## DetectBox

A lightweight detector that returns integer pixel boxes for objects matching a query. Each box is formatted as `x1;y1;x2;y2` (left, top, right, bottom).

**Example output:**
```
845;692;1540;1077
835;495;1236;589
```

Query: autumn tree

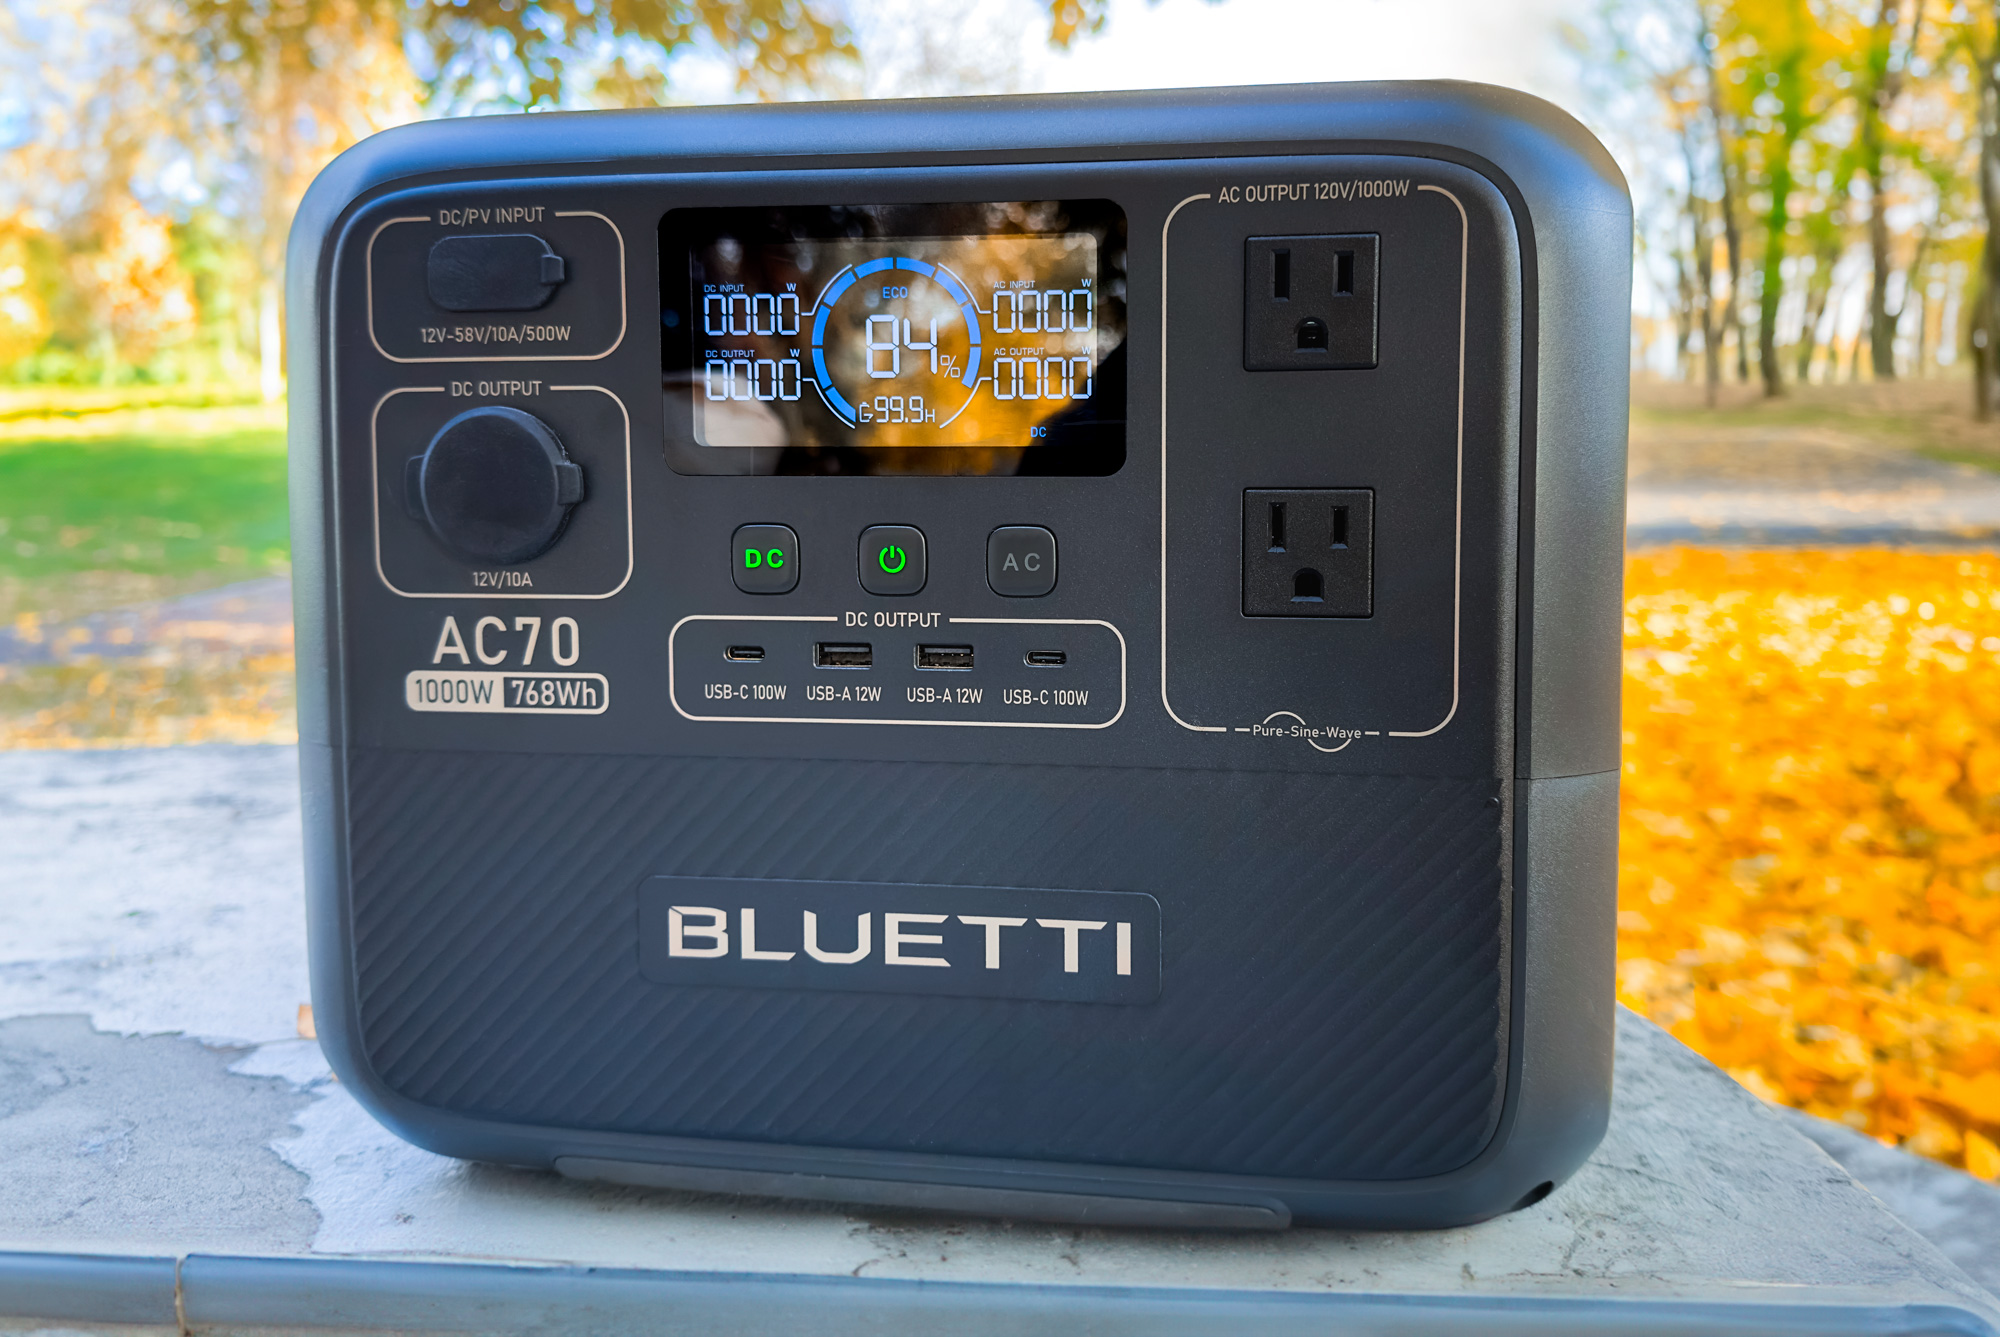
1720;0;1839;395
1965;2;2000;416
1700;5;1756;385
1581;0;1987;397
0;0;195;379
139;0;418;399
1854;0;1926;378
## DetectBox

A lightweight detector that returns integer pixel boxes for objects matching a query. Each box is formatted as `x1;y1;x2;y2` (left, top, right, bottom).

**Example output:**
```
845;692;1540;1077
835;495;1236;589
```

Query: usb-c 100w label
638;876;1161;1004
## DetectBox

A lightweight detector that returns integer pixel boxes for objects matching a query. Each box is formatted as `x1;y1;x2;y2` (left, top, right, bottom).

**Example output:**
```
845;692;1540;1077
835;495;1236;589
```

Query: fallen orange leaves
1620;547;2000;1178
0;654;295;749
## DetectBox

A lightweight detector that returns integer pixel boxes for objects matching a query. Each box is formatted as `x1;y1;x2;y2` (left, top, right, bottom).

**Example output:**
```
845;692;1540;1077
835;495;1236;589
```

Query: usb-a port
915;644;974;670
814;642;873;669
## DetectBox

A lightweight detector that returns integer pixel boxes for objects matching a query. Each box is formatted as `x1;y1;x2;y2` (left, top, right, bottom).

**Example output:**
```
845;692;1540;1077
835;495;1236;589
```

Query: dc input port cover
406;405;584;565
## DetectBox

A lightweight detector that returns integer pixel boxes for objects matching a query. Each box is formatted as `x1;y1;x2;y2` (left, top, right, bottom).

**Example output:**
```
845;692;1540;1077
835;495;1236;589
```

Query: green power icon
877;544;908;574
742;548;785;569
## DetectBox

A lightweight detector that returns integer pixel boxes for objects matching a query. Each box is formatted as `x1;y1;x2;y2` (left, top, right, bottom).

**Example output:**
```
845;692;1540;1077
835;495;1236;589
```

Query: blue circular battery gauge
809;257;983;432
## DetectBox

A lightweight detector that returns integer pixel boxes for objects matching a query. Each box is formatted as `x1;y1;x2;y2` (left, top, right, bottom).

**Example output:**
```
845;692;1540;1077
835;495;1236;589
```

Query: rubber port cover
427;234;566;312
412;406;584;565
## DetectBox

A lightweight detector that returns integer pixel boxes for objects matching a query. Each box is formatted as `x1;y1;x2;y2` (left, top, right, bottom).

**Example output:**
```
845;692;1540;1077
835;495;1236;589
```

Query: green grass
1631;394;1943;445
0;385;266;423
1914;446;2000;474
1631;379;2000;474
0;424;289;625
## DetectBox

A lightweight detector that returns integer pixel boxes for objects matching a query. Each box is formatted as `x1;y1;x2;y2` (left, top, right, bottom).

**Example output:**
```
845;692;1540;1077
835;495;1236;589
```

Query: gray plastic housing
289;82;1630;1229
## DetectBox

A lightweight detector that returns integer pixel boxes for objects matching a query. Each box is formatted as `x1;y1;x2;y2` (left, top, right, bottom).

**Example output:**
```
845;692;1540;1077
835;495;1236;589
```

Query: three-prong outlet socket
1243;234;1380;371
1243;489;1374;617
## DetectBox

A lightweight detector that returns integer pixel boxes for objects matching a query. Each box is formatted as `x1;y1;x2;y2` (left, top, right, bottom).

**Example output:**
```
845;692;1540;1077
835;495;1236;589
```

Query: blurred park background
4;0;2000;1182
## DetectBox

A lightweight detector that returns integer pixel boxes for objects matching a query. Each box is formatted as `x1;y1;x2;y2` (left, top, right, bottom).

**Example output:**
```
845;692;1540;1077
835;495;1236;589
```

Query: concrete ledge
0;745;1996;1334
0;1252;177;1326
1782;1107;2000;1297
0;1252;1992;1336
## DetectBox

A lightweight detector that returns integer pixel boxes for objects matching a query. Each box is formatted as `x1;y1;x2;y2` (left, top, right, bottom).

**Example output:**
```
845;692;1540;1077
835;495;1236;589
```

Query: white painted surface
0;746;308;1045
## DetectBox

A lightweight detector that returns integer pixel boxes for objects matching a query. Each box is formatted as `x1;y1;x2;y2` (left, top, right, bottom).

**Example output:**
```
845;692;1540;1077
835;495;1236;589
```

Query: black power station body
290;83;1632;1230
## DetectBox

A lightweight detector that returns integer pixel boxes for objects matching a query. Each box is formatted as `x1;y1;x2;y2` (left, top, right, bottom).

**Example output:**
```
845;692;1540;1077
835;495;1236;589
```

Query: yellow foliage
69;199;196;365
0;218;50;365
1620;547;2000;1175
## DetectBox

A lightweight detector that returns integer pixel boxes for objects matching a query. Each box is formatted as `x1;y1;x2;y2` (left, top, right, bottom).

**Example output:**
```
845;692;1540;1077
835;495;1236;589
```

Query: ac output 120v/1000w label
1216;178;1411;204
406;670;608;714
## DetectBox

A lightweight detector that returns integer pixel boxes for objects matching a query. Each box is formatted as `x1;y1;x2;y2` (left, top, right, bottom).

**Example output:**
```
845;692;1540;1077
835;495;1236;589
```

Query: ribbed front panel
347;750;1507;1181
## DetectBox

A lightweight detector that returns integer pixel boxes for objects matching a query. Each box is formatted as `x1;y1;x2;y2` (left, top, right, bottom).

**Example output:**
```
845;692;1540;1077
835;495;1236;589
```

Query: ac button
987;526;1057;597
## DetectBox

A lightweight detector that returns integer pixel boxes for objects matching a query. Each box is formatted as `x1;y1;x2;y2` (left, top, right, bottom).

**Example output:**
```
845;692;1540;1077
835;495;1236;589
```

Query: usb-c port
1025;650;1066;667
916;644;974;670
725;645;764;662
814;642;873;669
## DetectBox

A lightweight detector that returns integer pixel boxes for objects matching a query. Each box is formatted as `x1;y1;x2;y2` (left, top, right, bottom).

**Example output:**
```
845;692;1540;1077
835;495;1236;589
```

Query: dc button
988;526;1056;597
732;524;798;594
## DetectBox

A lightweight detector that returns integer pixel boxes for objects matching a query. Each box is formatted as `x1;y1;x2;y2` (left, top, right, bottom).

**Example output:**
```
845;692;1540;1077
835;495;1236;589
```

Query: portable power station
289;81;1631;1230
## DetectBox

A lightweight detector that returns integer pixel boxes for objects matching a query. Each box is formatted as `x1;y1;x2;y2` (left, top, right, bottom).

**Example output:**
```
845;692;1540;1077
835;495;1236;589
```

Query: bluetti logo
638;876;1161;1004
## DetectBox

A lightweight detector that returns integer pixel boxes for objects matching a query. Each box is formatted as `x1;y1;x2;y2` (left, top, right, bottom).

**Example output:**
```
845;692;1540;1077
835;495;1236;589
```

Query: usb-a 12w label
638;876;1160;1004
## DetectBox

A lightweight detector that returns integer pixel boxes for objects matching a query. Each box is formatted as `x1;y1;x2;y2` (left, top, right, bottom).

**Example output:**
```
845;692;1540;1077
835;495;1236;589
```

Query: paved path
1626;424;2000;546
0;745;1996;1335
0;577;292;666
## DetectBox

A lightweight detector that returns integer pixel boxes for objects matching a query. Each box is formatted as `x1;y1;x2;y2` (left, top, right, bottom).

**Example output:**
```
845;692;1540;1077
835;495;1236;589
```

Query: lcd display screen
660;201;1127;475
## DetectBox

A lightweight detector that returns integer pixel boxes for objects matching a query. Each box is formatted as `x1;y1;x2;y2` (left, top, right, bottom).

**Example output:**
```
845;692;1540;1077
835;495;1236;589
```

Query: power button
858;525;927;596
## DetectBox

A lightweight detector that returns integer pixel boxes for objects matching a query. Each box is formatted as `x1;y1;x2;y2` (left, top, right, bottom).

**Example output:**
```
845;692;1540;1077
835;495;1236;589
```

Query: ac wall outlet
1244;234;1379;370
1243;488;1374;617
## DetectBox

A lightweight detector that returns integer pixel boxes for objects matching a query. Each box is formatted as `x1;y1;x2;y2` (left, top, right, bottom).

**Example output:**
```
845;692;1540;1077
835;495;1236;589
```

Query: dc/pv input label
406;670;608;714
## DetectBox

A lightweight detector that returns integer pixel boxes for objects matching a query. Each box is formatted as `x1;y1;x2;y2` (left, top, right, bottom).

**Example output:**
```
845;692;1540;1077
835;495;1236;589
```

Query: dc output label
406;670;608;714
